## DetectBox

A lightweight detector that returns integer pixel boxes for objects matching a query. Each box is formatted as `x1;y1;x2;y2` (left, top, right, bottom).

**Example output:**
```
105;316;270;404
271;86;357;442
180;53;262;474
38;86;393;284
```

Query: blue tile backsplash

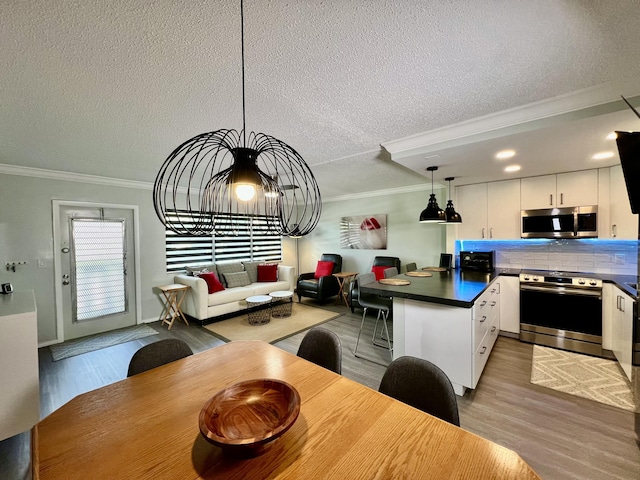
456;239;638;275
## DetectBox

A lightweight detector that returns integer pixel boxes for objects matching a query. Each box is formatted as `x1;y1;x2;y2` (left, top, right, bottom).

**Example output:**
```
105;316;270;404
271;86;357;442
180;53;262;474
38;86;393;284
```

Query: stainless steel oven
519;271;604;357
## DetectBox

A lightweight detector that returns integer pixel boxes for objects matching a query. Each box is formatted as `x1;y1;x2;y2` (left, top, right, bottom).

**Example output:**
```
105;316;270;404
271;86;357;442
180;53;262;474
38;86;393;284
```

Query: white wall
292;187;448;275
0;173;173;345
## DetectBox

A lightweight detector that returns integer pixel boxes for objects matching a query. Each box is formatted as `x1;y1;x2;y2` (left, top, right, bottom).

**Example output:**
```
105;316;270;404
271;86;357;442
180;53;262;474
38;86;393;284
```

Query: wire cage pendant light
442;177;462;223
153;0;321;237
419;166;446;223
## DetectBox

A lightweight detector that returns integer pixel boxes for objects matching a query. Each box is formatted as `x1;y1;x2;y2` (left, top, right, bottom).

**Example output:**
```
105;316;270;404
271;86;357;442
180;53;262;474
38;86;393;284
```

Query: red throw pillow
198;272;225;293
314;260;335;279
257;264;278;282
371;265;390;281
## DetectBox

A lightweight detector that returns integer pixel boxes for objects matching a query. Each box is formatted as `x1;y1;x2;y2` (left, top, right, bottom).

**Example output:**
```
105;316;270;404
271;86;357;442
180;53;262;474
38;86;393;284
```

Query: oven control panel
519;273;602;288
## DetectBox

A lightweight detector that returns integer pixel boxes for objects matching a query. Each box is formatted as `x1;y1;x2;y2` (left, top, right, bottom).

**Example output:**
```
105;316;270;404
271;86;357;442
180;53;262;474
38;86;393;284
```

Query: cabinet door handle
550;194;553;206
612;224;617;238
489;227;493;238
482;227;485;238
490;301;497;307
491;326;497;333
560;193;564;205
480;315;487;323
480;346;487;355
620;296;625;313
480;301;487;307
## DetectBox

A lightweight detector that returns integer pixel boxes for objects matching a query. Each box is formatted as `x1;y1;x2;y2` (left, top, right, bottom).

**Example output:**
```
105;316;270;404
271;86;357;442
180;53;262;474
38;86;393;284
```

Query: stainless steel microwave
521;206;598;239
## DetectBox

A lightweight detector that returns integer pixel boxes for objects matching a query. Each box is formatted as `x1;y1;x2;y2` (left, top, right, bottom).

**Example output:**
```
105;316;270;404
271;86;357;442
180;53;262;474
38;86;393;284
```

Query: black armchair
349;256;400;313
297;253;343;303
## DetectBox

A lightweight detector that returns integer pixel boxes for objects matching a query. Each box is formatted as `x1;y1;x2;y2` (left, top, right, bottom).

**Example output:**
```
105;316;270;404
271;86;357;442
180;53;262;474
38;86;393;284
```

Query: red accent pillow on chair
198;272;225;293
257;264;278;282
371;265;390;281
314;261;335;279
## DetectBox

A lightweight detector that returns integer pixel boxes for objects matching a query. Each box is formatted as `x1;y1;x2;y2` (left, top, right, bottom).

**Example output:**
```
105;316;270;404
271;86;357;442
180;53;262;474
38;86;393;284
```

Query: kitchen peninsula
361;270;506;395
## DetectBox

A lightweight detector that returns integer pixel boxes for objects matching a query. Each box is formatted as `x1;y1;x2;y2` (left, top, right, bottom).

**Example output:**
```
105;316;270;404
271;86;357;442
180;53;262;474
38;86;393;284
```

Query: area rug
530;345;634;412
204;303;341;344
49;324;159;361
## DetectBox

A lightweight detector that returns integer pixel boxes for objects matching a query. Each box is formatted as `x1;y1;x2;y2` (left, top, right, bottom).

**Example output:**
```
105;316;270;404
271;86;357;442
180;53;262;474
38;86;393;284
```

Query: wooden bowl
199;379;301;457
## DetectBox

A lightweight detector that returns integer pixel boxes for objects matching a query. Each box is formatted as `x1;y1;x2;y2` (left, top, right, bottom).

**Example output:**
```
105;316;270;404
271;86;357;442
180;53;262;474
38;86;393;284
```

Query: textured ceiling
2;0;640;199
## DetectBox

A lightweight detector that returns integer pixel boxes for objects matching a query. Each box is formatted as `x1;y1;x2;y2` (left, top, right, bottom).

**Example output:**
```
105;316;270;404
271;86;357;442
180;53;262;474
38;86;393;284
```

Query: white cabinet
456;180;520;239
400;280;500;396
0;291;40;441
457;183;487;239
609;165;638;239
499;276;520;334
611;285;634;381
521;170;598;210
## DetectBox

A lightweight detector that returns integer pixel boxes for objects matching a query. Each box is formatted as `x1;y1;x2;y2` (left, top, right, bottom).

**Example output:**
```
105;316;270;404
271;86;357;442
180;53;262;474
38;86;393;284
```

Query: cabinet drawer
473;315;499;387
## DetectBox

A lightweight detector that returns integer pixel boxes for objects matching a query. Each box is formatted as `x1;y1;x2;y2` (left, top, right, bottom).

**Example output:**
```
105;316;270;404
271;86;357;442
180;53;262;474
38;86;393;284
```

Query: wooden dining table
32;341;540;479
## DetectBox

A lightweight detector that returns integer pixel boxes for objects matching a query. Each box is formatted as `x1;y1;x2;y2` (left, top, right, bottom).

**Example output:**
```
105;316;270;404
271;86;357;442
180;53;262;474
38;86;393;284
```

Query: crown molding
323;182;445;203
0;163;154;190
382;83;636;160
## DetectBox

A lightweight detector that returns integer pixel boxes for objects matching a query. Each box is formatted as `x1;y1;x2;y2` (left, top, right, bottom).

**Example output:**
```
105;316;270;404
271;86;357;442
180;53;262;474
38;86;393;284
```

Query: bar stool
353;273;393;365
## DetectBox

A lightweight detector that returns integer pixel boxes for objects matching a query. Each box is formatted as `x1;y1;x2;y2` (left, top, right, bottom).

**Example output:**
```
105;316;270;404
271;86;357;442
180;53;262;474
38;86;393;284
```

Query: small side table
158;284;190;330
246;295;273;326
333;272;358;308
270;291;294;318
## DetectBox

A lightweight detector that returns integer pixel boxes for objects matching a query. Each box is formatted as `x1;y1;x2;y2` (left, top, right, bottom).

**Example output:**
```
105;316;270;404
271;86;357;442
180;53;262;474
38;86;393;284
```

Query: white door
58;205;137;340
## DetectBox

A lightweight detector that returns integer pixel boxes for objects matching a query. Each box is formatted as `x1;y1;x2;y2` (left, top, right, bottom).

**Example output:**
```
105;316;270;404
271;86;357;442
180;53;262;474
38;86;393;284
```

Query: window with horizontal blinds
165;212;282;272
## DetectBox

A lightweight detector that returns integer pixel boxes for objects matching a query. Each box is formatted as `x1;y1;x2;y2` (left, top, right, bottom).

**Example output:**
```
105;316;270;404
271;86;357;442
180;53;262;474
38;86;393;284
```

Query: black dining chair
405;262;417;272
378;356;460;426
297;327;342;374
383;267;398;278
127;338;194;377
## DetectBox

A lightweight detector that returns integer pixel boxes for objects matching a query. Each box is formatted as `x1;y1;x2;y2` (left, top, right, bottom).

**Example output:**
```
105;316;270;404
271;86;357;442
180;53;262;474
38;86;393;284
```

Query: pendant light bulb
235;183;256;201
419;166;446;223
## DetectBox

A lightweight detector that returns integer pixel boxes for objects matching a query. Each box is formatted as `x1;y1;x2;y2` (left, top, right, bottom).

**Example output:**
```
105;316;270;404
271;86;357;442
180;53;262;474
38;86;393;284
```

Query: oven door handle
519;284;602;297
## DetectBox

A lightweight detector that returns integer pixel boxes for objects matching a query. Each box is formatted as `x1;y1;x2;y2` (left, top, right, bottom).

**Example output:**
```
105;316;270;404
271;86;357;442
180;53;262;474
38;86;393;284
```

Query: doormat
49;324;159;361
530;345;634;411
204;303;340;344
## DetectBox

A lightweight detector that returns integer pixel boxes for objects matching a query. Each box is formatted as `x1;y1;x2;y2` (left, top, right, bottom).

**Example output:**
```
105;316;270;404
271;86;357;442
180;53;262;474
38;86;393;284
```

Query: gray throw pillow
241;261;260;284
223;271;251;288
185;263;217;277
216;262;244;286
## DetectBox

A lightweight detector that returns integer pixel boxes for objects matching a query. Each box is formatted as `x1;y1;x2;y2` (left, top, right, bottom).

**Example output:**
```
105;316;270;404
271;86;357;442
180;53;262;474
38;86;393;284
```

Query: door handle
62;274;70;286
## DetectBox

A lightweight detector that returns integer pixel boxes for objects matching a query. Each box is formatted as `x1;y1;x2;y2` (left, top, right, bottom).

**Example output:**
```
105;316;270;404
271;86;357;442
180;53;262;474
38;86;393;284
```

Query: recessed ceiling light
606;132;617;140
592;151;615;160
504;165;521;173
496;150;516;160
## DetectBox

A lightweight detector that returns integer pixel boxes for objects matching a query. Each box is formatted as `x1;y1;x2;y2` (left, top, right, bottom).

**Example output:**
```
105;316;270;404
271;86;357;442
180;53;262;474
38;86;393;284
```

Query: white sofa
174;265;295;323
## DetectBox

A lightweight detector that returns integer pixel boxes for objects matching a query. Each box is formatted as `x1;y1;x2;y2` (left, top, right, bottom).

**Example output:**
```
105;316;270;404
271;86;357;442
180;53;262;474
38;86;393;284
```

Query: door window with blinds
165;212;282;272
71;218;128;322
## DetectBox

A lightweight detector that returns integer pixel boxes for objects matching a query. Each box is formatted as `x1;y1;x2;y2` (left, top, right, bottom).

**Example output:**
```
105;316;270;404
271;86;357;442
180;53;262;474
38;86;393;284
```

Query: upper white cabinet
487;180;521;239
457;180;520;239
608;165;638;239
521;170;598;210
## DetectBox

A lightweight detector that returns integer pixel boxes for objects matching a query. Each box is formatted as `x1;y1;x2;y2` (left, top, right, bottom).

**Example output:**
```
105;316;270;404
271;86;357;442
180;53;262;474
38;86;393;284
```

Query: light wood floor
2;300;639;479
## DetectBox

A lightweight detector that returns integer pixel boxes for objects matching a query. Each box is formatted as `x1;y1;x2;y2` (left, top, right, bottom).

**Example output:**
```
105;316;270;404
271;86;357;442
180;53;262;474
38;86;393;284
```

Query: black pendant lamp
152;0;321;237
419;166;446;223
443;177;462;223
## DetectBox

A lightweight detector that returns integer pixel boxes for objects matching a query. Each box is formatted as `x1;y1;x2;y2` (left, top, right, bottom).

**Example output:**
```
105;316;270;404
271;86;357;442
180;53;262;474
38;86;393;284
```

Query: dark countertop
360;270;499;308
360;268;638;308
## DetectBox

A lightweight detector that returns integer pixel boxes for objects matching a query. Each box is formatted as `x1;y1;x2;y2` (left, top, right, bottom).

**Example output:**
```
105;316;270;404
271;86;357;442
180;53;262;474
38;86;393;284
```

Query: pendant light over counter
419;166;446;223
443;177;462;223
152;0;321;238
